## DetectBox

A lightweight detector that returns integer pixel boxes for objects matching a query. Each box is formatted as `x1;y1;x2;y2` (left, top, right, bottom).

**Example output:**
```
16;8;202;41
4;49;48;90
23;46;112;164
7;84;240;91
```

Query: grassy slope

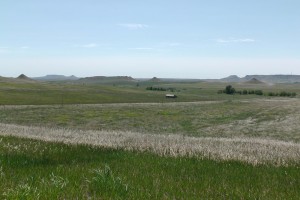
1;136;300;199
1;99;300;141
0;79;299;105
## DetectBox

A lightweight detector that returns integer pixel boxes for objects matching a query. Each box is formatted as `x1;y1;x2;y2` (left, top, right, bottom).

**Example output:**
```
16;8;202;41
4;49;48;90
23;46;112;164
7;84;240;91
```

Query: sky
1;0;300;78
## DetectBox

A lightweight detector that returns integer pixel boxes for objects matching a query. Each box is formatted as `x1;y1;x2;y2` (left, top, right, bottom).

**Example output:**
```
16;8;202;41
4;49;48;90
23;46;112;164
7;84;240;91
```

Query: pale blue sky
1;0;300;78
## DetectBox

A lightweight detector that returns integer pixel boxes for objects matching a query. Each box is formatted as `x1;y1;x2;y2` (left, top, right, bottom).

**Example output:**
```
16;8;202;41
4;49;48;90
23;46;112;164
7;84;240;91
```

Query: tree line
218;85;297;97
146;86;177;92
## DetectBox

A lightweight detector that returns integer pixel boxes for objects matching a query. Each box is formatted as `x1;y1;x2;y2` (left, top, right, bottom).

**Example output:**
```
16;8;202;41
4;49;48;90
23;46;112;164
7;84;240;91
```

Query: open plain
0;78;300;199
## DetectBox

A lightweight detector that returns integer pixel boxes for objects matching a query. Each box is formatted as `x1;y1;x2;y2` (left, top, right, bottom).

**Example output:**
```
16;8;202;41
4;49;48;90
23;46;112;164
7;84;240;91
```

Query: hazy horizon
1;1;300;78
3;72;300;80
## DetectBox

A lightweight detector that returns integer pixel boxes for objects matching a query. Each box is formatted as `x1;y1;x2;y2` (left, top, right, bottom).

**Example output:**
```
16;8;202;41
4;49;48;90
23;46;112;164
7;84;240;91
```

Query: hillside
244;78;265;84
33;75;79;81
15;74;36;83
241;75;300;83
77;76;136;84
0;76;15;83
220;75;241;82
17;74;31;80
149;77;161;82
220;75;300;83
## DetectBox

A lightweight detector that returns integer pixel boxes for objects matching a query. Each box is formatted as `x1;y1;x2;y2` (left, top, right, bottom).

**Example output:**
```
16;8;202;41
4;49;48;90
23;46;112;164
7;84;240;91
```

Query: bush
224;85;235;94
255;90;263;95
218;87;296;98
146;86;166;91
267;91;297;97
146;86;177;92
248;90;255;94
268;92;275;96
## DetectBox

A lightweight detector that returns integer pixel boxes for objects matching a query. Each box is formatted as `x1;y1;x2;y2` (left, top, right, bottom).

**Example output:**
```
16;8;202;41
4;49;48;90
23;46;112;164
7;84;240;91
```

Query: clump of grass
3;183;39;199
49;173;69;189
0;166;4;178
88;165;129;199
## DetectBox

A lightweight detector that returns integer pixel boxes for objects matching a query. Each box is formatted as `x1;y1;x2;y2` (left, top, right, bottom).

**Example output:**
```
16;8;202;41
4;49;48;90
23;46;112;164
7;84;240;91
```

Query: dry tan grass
203;98;300;141
1;123;300;166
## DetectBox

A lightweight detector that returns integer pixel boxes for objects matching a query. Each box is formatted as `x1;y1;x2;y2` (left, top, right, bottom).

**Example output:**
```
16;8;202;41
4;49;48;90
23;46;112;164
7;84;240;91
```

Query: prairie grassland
1;98;300;141
0;79;299;105
1;122;300;166
1;98;300;166
1;136;300;199
1;89;300;198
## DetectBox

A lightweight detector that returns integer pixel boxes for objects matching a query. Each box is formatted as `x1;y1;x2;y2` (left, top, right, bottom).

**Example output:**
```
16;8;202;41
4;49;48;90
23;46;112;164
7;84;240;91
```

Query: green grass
1;99;299;141
1;136;300;199
0;79;299;105
1;80;300;199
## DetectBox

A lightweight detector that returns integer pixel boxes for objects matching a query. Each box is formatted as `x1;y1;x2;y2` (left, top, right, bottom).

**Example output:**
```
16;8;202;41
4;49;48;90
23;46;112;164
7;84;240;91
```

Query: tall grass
1;136;300;199
1;123;300;166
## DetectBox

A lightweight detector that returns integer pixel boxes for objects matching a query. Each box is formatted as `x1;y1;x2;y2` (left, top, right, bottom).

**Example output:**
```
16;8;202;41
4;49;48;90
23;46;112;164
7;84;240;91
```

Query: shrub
89;165;129;198
267;91;297;97
146;86;176;92
248;90;255;94
280;91;287;97
224;85;236;94
255;90;263;95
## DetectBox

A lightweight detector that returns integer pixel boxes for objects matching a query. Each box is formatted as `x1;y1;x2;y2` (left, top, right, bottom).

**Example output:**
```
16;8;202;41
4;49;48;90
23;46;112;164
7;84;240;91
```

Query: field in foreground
1;80;300;199
1;136;300;199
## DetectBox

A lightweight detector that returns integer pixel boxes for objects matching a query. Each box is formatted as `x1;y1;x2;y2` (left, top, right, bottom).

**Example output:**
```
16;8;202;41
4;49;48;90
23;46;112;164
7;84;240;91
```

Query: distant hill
77;76;136;84
220;75;241;82
136;78;203;83
0;76;15;83
33;75;79;81
220;75;300;83
241;75;300;83
149;77;161;82
17;74;30;80
16;74;36;82
244;78;265;84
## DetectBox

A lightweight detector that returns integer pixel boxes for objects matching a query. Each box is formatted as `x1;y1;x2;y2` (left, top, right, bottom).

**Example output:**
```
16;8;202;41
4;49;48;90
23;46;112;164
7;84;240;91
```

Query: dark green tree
225;85;236;94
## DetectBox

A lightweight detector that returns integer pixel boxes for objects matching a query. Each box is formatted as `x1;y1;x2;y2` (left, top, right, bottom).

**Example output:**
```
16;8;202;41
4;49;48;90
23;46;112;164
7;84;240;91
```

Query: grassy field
0;79;300;199
0;78;299;105
1;99;300;141
1;136;300;199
